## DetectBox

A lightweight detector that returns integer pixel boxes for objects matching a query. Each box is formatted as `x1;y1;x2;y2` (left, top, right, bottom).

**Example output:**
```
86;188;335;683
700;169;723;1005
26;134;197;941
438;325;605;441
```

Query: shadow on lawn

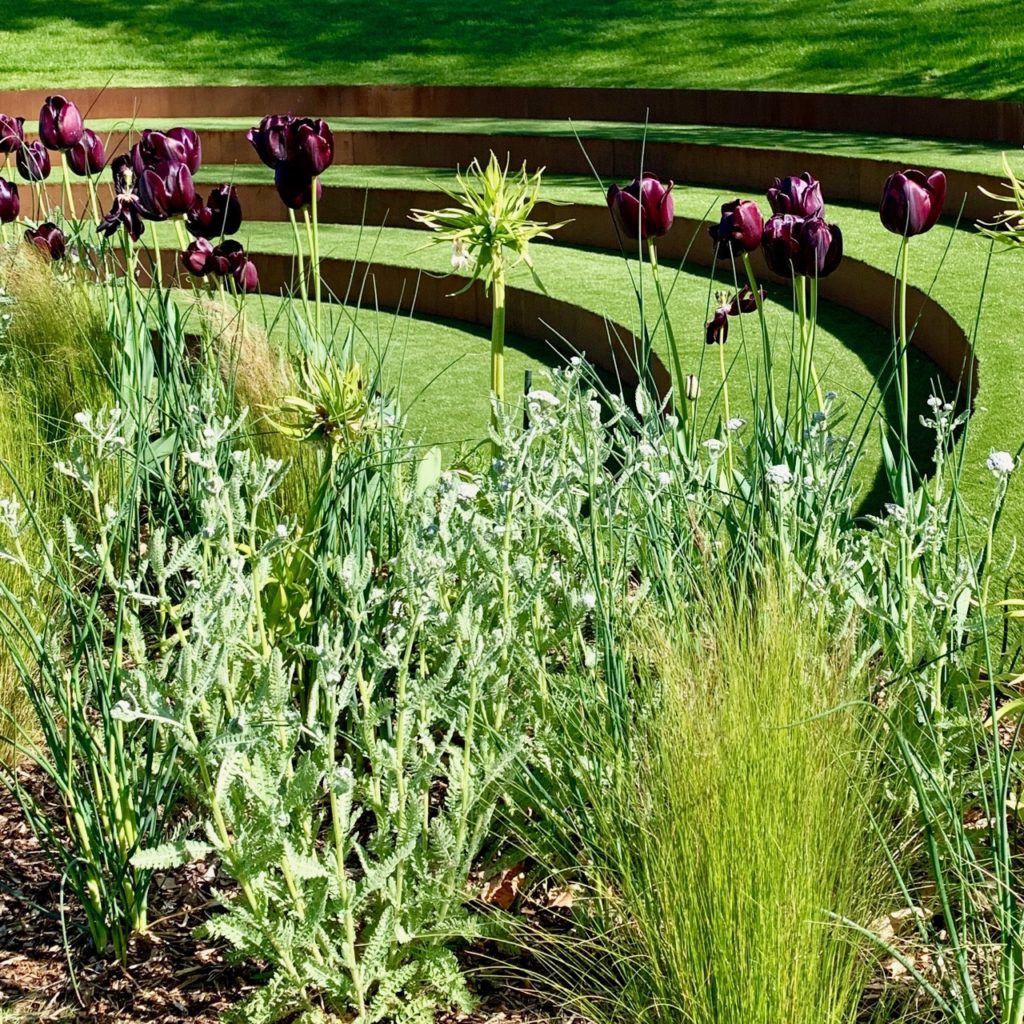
6;0;1023;101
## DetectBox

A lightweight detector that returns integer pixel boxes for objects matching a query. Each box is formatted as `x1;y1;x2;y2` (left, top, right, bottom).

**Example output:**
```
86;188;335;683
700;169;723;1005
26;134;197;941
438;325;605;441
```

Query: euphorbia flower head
607;173;674;241
16;141;50;181
0;115;24;154
879;169;946;237
762;213;842;278
247;114;294;168
274;160;322;209
186;184;243;239
25;222;66;260
66;129;106;176
0;178;19;223
709;198;763;257
767;172;824;218
287;117;334;176
38;96;83;150
139;159;196;219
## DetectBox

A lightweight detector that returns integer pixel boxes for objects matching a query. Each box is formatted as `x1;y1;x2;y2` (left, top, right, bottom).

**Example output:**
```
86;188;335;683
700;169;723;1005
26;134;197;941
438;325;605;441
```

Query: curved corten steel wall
52;177;975;401
149;248;671;399
0;84;1021;144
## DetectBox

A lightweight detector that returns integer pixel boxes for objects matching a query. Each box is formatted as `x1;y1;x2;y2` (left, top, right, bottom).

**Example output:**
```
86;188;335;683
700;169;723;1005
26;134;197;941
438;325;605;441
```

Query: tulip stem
898;235;911;499
288;210;311;325
490;266;506;459
717;339;734;483
741;252;775;437
647;239;684;408
58;154;77;227
310;184;322;337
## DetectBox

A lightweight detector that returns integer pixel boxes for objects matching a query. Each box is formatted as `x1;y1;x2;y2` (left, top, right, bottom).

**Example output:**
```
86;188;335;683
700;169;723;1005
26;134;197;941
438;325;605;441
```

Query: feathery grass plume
514;573;886;1024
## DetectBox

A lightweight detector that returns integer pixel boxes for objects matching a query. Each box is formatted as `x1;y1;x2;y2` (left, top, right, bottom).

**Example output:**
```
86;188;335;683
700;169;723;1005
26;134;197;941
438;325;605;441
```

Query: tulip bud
139;159;196;219
38;96;84;151
247;114;294;168
0;115;25;154
879;169;946;237
186;184;243;239
684;374;700;401
25;222;66;260
209;240;245;277
233;256;259;293
0;178;19;223
709;198;763;258
66;129;107;176
16;141;51;182
767;173;824;218
274;161;322;209
607;174;674;241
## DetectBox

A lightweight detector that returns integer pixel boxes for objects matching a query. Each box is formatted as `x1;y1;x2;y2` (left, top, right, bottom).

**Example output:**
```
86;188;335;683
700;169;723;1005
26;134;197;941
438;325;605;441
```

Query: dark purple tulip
767;172;824;218
247;114;294;168
709;198;763;258
287;117;333;176
728;284;766;315
139;159;196;219
705;306;729;345
879;169;946;237
274;161;322;209
233;256;259;293
98;195;146;241
16;141;50;181
66;128;107;176
25;222;65;260
0;115;25;154
762;214;842;279
186;184;242;239
0;178;19;223
38;96;84;151
608;173;674;241
181;237;215;276
165;127;202;174
209;239;245;277
799;217;843;277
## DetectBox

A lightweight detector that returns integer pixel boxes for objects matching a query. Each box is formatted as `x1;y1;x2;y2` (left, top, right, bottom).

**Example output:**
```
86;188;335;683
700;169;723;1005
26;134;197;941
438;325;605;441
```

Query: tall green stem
898;236;911;500
490;266;506;457
718;340;734;482
310;183;322;336
742;252;775;436
648;239;684;402
289;209;311;323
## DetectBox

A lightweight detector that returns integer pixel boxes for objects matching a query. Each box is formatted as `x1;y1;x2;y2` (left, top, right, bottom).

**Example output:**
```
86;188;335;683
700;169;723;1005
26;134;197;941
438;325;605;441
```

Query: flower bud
767;173;824;218
607;174;674;240
879;169;946;237
66;129;107;176
709;198;763;257
38;96;84;150
16;140;51;181
0;177;19;223
25;222;65;260
684;374;700;401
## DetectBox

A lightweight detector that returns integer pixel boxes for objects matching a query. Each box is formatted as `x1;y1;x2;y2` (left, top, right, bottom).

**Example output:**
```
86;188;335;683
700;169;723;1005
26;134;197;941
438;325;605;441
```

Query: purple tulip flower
728;284;766;315
38;96;84;151
25;222;66;260
66;128;107;176
16;141;51;181
274;160;322;210
164;127;202;174
705;307;729;346
0;115;25;155
98;154;147;241
186;184;243;239
705;285;765;344
607;173;675;241
139;159;196;219
767;173;824;218
287;117;334;176
709;198;764;258
0;178;19;223
233;255;259;293
762;213;842;279
879;169;946;237
247;114;294;168
181;237;215;276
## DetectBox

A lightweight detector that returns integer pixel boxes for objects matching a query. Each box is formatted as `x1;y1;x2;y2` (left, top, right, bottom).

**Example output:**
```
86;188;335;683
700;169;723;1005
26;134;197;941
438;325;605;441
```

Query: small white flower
884;502;907;522
703;438;725;455
765;463;793;488
725;417;746;432
987;451;1015;477
581;591;597;611
927;395;944;411
657;471;672;487
527;389;559;406
456;480;480;500
275;523;289;539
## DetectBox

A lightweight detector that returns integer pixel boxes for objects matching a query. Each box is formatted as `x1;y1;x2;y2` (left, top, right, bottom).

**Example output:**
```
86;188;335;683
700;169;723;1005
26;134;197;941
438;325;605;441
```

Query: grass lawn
0;0;1021;100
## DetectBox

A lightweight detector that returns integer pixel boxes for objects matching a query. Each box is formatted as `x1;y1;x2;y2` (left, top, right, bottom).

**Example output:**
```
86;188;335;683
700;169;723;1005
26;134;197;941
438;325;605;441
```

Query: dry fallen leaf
482;863;526;911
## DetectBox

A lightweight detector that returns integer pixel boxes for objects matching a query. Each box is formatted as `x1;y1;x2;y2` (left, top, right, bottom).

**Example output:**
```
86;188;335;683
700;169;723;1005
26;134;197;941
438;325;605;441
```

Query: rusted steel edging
0;84;1021;144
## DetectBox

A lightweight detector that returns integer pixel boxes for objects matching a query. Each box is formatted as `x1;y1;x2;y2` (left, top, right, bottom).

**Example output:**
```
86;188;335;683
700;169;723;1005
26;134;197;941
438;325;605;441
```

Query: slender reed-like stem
491;265;506;457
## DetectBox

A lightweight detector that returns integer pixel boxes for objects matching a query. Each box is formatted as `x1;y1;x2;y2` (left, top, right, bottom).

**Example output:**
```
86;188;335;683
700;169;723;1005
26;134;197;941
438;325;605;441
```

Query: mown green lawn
2;0;1023;99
